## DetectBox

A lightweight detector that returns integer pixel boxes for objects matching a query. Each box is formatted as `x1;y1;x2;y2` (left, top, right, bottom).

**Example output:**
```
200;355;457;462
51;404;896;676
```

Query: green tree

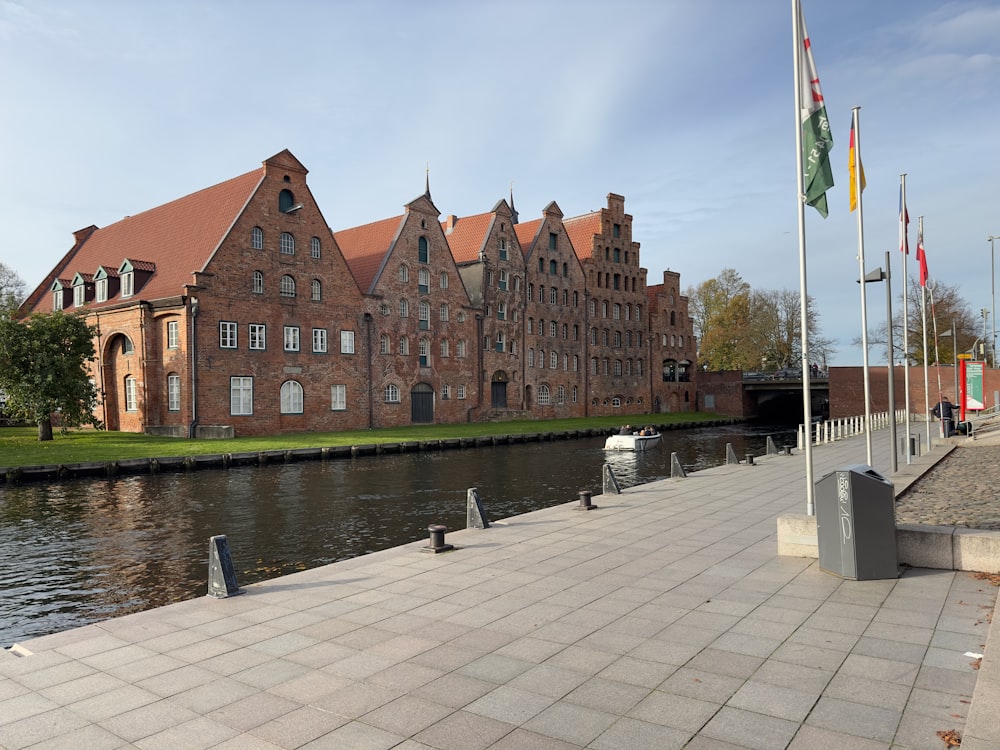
0;311;101;440
688;269;835;371
0;261;27;318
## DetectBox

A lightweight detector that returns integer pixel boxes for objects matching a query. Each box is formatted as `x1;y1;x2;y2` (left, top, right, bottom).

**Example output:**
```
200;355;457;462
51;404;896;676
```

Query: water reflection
0;423;795;646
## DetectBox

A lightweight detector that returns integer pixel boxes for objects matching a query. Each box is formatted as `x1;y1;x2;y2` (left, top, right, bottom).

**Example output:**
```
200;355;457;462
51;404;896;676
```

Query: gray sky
2;0;998;366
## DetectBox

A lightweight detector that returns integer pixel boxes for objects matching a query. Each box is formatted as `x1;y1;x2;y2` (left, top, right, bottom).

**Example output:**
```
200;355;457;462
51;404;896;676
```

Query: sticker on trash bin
837;472;852;542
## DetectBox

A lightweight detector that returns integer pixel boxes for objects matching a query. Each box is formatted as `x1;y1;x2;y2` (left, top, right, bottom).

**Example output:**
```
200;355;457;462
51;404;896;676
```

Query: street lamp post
989;235;998;368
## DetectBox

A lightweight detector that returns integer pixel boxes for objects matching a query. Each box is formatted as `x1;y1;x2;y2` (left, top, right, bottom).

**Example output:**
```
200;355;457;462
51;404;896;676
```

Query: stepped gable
333;214;405;294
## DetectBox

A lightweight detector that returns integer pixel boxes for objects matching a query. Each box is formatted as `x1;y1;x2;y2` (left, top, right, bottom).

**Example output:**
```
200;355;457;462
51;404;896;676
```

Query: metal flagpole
852;107;873;466
920;216;931;449
792;0;814;515
901;175;912;463
885;251;898;474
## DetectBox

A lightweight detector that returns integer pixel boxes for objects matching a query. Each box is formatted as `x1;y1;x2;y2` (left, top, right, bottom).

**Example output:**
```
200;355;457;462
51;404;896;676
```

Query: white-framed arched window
280;381;303;414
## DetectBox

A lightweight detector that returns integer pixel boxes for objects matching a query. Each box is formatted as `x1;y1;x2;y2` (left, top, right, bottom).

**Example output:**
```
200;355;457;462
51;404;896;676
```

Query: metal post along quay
989;234;998;369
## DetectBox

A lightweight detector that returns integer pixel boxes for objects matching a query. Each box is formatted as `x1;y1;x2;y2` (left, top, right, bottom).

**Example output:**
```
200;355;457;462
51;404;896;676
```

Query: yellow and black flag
848;119;866;212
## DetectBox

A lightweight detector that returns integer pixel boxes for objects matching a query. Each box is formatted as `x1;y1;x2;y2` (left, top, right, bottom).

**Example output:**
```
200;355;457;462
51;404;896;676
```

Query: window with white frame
614;359;623;376
499;269;508;290
341;330;355;354
418;301;430;330
311;279;321;301
283;326;300;351
73;282;85;307
280;381;303;413
96;278;108;302
457;384;466;399
380;334;390;354
550;287;557;305
498;237;508;260
614;303;621;319
497;302;506;321
384;384;400;403
550;321;557;338
313;328;328;353
220;321;237;348
249;324;266;350
167;373;180;411
418;268;429;293
231;376;253;415
399;336;409;355
419;337;430;367
280;275;296;297
440;271;448;289
380;303;390;316
122;337;134;355
167;320;179;349
329;384;345;411
495;332;505;353
557;385;565;404
311;237;321;258
252;226;263;249
252;271;264;294
280;232;295;255
121;271;134;297
457;339;467;358
538;384;550;405
399;264;409;283
527;349;534;367
442;384;450;399
124;376;137;411
440;339;449;357
550;351;557;369
399;299;409;317
440;303;449;321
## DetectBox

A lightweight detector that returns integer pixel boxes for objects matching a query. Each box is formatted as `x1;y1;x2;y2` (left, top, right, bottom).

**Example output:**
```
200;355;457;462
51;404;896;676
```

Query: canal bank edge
0;418;744;485
777;441;1000;575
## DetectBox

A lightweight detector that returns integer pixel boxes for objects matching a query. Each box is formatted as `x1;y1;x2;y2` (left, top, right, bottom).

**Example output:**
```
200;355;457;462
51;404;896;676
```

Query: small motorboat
604;431;662;451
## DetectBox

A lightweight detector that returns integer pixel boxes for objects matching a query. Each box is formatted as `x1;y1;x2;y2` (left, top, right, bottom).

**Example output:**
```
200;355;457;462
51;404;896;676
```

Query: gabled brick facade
20;150;699;436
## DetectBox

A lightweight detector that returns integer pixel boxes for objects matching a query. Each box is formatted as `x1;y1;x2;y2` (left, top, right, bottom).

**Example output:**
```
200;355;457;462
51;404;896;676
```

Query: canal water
0;422;796;647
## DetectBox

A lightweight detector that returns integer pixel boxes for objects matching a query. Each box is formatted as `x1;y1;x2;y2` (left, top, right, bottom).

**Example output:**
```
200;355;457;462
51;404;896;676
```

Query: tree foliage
855;277;979;366
686;269;835;372
0;311;102;440
0;261;26;318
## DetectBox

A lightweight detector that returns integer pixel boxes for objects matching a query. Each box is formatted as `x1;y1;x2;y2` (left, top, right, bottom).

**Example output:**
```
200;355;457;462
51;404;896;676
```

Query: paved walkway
1;433;997;749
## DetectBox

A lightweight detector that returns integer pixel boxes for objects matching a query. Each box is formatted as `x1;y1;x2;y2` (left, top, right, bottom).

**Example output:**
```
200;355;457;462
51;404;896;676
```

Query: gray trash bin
815;464;899;580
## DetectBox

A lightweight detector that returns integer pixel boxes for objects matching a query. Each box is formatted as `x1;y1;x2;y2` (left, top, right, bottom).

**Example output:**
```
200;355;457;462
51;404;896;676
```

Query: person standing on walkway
931;396;955;437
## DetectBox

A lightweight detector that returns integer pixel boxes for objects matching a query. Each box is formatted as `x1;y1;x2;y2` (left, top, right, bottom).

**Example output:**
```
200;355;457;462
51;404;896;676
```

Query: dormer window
74;283;85;307
96;278;108;302
121;270;134;297
51;281;65;311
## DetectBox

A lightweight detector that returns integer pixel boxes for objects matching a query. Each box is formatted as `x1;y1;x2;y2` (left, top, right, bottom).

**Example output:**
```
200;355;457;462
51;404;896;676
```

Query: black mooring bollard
745;454;754;465
576;490;598;511
422;524;454;554
207;534;242;598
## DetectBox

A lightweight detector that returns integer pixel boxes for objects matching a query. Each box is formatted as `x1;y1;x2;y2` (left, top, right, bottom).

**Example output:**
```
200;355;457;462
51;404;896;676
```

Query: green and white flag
798;5;834;218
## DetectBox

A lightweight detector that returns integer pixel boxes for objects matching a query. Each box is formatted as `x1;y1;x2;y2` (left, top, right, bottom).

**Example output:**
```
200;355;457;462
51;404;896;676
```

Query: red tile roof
26;168;264;312
563;212;602;261
442;212;493;264
333;215;404;294
513;218;542;258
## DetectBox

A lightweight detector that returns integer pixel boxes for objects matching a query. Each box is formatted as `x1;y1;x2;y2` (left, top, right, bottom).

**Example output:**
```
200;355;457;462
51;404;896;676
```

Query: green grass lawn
0;412;729;468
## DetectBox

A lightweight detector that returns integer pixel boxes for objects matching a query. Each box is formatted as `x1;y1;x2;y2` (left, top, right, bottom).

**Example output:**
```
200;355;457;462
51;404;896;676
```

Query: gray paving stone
805;696;901;743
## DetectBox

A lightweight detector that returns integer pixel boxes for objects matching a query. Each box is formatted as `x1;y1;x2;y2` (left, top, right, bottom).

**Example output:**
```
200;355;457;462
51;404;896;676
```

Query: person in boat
619;424;632;435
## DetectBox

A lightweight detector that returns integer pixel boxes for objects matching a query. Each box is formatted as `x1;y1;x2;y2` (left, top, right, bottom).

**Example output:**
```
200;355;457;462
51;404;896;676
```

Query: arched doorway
491;371;509;409
411;382;434;423
102;333;136;431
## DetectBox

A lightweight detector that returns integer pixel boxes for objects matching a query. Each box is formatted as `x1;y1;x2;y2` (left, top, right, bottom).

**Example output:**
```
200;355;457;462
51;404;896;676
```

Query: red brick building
19;150;699;436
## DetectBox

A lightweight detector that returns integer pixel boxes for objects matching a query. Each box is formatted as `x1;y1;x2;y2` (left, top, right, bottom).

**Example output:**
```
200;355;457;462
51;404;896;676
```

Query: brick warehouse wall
24;150;708;437
697;371;750;417
829;365;1000;420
